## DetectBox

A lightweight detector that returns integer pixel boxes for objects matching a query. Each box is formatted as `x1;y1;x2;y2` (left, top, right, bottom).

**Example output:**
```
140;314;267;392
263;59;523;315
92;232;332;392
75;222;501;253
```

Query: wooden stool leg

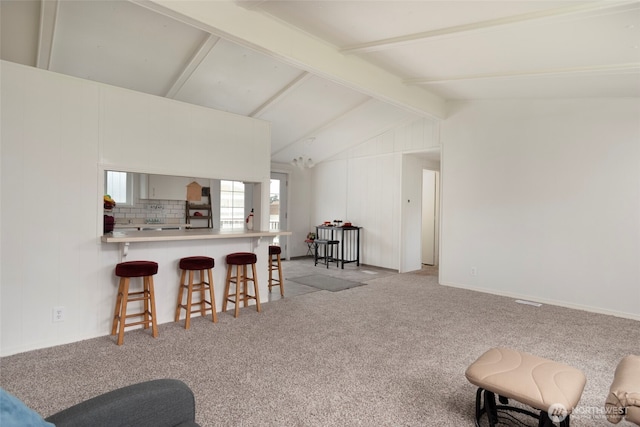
199;269;206;316
268;255;274;292
175;269;187;322
252;262;261;312
185;270;194;329
147;275;158;338
242;265;249;307
112;278;125;336
208;268;218;323
117;278;130;346
143;277;151;330
234;265;241;318
277;254;284;296
223;267;232;312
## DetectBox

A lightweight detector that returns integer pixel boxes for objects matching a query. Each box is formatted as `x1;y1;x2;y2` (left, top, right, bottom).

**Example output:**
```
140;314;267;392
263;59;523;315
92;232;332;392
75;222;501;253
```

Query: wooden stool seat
268;245;284;296
268;245;282;256
223;252;261;318
175;256;217;329
111;261;159;345
115;261;158;277
179;256;214;271
227;252;257;265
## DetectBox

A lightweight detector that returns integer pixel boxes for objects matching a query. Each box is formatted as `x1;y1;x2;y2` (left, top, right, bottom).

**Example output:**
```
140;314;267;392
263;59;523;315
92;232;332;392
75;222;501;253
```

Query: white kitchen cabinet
140;174;209;201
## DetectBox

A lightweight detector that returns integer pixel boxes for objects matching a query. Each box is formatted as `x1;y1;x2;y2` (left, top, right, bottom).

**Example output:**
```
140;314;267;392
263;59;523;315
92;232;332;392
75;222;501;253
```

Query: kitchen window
105;171;133;207
220;180;245;229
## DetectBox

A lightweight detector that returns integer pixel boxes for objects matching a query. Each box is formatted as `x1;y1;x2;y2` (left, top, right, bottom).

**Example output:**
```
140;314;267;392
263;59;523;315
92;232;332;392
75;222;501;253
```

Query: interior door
270;172;288;258
422;170;437;265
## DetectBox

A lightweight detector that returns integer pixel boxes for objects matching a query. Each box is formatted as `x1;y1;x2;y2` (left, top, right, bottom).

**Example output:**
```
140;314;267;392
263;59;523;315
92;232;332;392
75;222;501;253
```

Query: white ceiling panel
0;0;40;66
50;0;208;96
362;6;640;79
3;0;639;166
273;100;419;164
257;75;370;152
173;38;303;116
424;72;640;100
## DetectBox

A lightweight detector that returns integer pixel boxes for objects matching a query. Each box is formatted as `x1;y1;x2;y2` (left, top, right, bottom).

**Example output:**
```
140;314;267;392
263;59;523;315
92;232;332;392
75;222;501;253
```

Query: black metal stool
314;240;339;268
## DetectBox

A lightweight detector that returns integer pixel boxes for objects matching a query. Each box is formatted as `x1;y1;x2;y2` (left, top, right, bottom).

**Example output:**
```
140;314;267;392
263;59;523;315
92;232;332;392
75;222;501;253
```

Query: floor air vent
515;299;542;307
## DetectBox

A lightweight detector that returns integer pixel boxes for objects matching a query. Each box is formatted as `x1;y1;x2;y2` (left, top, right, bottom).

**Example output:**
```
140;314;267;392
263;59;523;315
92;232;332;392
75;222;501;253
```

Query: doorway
270;172;288;258
422;169;440;266
399;152;440;273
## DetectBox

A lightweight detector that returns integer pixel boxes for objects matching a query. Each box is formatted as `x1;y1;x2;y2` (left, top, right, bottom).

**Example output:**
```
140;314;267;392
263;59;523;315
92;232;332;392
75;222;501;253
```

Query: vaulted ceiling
2;1;638;166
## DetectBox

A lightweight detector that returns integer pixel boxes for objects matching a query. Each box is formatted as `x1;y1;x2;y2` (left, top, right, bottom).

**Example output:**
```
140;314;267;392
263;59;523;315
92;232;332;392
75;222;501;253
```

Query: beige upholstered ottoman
605;354;640;425
465;347;586;427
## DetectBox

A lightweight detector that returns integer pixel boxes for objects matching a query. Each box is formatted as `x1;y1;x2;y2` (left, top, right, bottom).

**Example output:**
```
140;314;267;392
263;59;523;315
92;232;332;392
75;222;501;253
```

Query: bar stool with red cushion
268;245;284;296
175;256;218;329
111;260;159;345
223;252;261;318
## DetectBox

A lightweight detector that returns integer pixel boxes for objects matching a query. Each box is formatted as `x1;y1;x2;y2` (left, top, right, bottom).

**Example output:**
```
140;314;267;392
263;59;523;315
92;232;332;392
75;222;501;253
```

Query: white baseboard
440;281;640;322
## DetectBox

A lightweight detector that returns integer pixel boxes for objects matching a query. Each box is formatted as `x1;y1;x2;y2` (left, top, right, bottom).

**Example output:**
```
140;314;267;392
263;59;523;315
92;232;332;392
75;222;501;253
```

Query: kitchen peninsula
103;228;291;260
1;60;278;356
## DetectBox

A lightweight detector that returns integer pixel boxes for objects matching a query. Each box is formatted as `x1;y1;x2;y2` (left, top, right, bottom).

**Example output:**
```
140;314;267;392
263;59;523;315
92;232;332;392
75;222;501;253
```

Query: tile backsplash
109;199;186;224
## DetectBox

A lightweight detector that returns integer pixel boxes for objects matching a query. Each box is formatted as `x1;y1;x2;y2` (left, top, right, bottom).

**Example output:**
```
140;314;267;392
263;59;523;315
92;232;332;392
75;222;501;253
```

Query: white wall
311;118;440;270
440;99;640;320
0;61;271;356
100;89;270;182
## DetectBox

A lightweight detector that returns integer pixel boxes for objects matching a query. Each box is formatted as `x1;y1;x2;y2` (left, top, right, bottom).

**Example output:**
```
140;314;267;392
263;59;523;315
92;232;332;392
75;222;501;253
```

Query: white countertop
113;223;190;230
102;228;291;243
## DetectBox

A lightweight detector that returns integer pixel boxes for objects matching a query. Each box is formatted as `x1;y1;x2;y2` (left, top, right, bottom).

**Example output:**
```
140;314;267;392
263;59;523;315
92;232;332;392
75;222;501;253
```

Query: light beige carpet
288;274;364;292
1;269;638;426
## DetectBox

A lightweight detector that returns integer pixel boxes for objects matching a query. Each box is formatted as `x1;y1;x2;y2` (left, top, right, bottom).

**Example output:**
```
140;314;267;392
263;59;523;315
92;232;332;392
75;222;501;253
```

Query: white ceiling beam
250;71;312;118
136;0;446;119
341;1;640;54
405;63;640;85
165;34;221;98
36;0;59;69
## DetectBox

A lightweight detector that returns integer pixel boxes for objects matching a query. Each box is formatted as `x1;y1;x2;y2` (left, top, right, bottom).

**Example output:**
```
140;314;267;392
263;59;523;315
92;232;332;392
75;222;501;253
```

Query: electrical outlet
52;306;65;322
470;267;477;276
